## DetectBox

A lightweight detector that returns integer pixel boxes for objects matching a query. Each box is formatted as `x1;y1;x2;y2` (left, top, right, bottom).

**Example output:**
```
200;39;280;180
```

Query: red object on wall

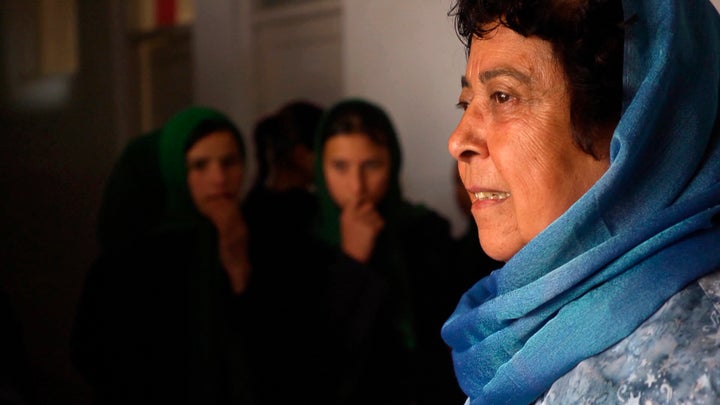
155;0;177;27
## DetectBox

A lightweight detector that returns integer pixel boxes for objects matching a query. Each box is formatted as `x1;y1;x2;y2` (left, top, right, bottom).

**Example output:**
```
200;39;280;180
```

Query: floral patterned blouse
535;270;720;404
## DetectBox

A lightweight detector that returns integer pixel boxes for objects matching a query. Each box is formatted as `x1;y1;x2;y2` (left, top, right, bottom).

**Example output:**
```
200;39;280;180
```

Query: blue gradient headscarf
441;0;720;404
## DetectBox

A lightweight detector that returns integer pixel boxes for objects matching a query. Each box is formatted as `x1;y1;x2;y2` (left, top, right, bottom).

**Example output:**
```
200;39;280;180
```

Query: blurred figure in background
94;128;164;254
0;287;37;405
73;104;334;404
311;98;465;404
71;106;258;404
242;99;324;250
240;99;337;405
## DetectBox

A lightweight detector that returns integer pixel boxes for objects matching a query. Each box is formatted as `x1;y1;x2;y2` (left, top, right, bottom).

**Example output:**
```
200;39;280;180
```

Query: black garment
71;223;333;405
240;186;335;404
242;186;317;246
243;220;335;405
324;209;466;405
0;288;36;405
96;130;164;253
71;227;253;404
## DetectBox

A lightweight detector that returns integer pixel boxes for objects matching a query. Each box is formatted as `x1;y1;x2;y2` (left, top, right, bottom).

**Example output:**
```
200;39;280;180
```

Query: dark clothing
71;224;333;405
324;209;465;405
0;288;36;405
71;227;253;404
240;187;334;404
96;130;164;253
72;106;332;404
242;185;317;253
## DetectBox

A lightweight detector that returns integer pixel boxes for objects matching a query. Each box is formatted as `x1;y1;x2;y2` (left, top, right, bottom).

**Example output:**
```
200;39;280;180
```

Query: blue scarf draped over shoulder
441;1;720;404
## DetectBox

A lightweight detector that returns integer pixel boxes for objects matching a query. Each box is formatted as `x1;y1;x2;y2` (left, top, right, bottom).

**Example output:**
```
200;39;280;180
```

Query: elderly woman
442;0;720;404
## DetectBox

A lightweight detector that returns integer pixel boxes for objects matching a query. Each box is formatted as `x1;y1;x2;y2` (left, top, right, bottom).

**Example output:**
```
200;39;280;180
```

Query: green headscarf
158;105;245;228
312;98;413;246
159;105;248;401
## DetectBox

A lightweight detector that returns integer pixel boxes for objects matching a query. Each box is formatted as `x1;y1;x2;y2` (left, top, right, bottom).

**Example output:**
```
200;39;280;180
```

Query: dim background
0;0;467;403
6;1;718;404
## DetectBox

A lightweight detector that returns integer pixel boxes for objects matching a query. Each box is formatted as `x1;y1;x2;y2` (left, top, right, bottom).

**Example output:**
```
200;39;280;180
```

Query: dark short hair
269;100;324;168
275;100;324;151
251;113;281;185
449;0;626;158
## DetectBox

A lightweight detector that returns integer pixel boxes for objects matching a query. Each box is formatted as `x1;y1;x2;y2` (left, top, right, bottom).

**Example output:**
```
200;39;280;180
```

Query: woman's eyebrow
479;68;531;84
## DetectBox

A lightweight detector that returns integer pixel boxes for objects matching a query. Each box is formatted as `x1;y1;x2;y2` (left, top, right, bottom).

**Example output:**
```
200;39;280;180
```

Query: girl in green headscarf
75;105;339;404
72;106;259;404
313;98;465;404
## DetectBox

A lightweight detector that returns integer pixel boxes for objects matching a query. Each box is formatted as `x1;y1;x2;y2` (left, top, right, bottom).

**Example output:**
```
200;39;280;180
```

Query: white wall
196;0;469;236
343;0;468;236
194;0;253;133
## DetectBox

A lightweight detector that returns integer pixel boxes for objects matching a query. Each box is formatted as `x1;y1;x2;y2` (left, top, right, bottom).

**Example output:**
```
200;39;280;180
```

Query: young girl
313;98;465;404
72;107;256;403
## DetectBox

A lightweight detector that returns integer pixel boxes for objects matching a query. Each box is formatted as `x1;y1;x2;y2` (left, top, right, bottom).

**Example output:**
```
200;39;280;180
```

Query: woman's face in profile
448;25;610;262
322;132;391;210
185;130;245;219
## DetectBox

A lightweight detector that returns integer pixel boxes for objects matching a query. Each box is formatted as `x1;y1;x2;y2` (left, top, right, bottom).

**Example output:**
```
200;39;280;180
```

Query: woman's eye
455;101;468;111
491;92;512;104
221;155;241;168
188;160;207;171
363;160;384;170
331;161;348;172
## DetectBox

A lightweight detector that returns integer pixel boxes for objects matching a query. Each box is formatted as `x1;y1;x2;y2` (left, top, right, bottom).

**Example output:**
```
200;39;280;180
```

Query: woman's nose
448;110;488;163
207;163;227;184
351;167;367;197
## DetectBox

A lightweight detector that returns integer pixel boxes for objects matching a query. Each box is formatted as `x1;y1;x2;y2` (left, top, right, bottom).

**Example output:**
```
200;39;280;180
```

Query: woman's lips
207;192;236;201
472;191;511;201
